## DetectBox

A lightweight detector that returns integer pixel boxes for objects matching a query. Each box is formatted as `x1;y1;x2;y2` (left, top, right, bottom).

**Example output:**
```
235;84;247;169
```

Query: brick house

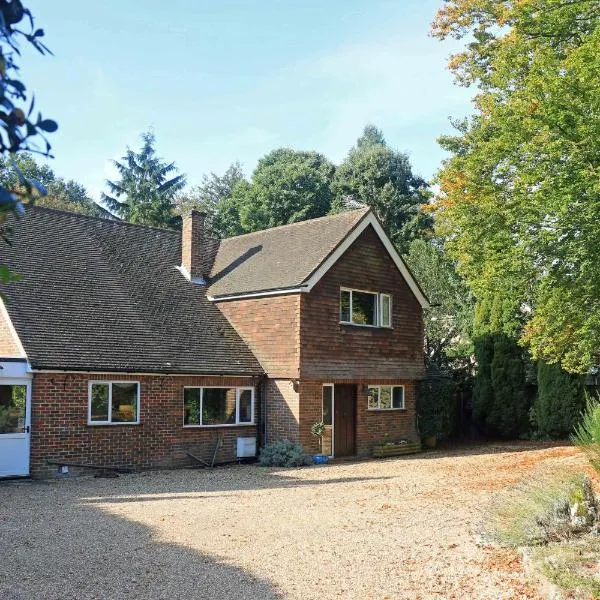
0;206;428;477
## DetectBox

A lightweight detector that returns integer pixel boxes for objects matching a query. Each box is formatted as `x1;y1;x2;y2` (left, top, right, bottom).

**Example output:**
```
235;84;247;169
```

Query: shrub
258;440;313;467
571;394;600;471
534;361;586;438
491;472;598;546
417;376;456;440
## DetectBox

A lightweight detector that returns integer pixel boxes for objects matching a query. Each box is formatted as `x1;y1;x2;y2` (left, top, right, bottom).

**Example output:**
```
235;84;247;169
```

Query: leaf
37;119;57;133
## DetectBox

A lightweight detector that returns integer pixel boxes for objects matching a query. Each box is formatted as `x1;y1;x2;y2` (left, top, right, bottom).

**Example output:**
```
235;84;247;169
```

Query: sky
24;0;473;202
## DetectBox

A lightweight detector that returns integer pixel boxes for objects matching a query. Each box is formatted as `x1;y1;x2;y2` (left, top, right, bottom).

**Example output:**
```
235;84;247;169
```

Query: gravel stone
0;442;584;599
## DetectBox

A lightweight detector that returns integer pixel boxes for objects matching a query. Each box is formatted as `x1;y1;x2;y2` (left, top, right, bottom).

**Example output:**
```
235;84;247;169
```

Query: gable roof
0;207;262;375
208;209;429;308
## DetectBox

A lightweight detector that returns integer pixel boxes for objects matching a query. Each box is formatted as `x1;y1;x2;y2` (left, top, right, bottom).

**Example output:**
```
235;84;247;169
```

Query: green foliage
533;362;586;439
332;125;431;254
232;148;335;234
258;440;313;467
405;238;474;372
432;0;600;373
491;472;597;547
102;131;186;228
174;162;245;237
473;333;530;437
417;376;457;440
571;395;600;472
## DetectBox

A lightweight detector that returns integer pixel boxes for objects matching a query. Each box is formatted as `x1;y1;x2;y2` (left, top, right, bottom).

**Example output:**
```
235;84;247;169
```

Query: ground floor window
184;387;254;427
367;385;404;410
0;385;26;433
88;381;140;424
322;385;333;426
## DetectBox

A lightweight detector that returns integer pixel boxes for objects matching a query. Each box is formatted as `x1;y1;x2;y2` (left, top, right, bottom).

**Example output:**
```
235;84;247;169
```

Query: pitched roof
0;207;262;375
208;208;370;299
207;208;429;308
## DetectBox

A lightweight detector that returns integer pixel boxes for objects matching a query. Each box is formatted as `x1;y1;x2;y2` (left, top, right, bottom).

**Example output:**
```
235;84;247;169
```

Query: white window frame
322;383;334;458
379;293;392;328
366;385;405;411
183;386;255;428
340;287;392;328
88;381;140;425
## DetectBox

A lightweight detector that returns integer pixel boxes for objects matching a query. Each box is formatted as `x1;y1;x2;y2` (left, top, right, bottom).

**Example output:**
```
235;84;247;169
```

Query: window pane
380;294;391;327
340;290;351;322
352;291;376;325
392;386;404;409
90;384;109;422
0;385;26;433
202;388;236;425
380;386;392;409
322;386;333;425
112;383;138;423
367;386;379;410
239;389;253;423
184;388;201;425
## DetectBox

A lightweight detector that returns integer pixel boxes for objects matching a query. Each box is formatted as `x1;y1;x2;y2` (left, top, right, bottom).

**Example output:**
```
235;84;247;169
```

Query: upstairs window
340;288;392;328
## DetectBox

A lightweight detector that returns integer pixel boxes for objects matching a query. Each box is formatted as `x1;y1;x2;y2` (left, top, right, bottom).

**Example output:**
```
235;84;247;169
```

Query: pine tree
534;362;586;438
102;131;186;228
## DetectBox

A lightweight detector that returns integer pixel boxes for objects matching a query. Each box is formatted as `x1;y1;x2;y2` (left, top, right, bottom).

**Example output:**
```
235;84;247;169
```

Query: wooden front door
334;384;356;457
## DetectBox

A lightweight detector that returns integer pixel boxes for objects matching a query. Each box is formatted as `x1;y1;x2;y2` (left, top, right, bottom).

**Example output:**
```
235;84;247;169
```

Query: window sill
88;422;140;426
339;322;393;330
366;408;406;412
183;423;255;429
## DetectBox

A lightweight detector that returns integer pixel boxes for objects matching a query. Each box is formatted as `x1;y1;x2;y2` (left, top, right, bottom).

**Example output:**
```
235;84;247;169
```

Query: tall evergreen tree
102;131;186;228
332;125;431;254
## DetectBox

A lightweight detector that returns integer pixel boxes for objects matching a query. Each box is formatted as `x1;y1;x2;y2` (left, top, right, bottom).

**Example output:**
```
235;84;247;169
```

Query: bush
492;472;598;546
473;333;530;437
417;376;456;439
534;361;586;438
258;440;313;467
571;394;600;471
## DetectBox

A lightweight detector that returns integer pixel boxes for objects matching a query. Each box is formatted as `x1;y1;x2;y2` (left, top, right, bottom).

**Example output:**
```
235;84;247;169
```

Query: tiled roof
208;208;370;298
0;207;262;374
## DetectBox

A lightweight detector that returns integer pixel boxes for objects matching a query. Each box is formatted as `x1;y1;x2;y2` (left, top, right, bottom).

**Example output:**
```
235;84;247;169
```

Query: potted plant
310;421;329;464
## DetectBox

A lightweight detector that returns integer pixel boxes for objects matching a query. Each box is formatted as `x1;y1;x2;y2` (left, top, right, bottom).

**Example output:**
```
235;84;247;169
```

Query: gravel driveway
0;442;587;600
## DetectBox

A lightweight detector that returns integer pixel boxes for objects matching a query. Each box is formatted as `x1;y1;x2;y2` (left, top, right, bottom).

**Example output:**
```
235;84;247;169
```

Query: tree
102;131;186;228
431;0;600;372
0;154;109;218
404;238;474;372
0;2;57;283
533;362;586;439
232;148;335;234
174;162;245;237
332;125;431;254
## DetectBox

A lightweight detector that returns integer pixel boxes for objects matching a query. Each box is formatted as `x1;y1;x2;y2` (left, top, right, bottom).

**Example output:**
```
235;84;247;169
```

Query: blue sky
24;0;473;201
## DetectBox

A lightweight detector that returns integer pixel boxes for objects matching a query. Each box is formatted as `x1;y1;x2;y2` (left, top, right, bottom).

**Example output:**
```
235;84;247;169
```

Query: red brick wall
300;225;425;380
264;379;300;443
30;372;259;478
299;380;418;457
0;304;23;357
216;295;300;378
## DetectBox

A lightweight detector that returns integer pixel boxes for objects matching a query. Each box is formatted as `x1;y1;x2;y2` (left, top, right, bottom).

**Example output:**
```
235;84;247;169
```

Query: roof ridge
27;205;181;235
221;207;370;243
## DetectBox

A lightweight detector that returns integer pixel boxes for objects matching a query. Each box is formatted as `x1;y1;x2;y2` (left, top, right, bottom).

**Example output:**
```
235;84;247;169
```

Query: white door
0;380;31;477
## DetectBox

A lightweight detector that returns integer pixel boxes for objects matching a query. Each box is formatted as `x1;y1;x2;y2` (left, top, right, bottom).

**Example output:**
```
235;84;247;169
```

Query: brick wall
298;379;418;457
0;303;23;357
30;372;259;478
264;378;300;443
300;225;425;380
216;294;300;378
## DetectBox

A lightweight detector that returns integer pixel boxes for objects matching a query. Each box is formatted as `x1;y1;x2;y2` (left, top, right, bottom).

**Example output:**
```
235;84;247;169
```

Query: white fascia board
31;369;257;377
208;287;306;302
0;298;27;358
303;212;430;308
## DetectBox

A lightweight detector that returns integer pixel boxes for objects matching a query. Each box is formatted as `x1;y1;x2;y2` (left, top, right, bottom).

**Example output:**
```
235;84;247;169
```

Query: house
0;206;428;478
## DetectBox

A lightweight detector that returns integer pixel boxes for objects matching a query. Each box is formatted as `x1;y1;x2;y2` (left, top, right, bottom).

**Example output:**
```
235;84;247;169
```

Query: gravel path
0;442;586;600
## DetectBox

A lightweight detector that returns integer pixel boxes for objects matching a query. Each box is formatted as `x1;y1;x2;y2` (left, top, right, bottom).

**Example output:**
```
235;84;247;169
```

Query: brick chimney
181;210;207;283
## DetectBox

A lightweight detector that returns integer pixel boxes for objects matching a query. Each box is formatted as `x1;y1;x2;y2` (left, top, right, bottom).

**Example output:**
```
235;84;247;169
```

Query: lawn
0;442;586;599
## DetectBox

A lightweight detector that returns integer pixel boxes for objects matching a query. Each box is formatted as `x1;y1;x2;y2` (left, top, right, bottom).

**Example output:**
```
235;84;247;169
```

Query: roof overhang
210;211;430;308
